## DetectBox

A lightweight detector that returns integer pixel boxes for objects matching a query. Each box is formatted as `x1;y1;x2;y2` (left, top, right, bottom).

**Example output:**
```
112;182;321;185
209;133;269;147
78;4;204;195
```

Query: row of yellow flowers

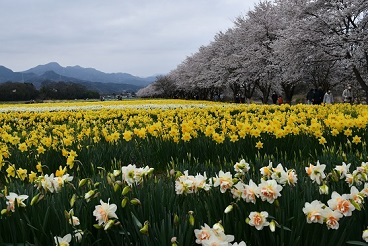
1;101;367;147
1;100;367;181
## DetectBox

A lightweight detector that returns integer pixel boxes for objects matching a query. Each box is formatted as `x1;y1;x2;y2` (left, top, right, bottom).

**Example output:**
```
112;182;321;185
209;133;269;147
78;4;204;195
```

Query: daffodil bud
104;219;115;230
188;211;195;226
122;186;131;196
113;169;121;177
350;199;362;211
94;182;101;188
140;221;149;235
130;198;141;205
269;220;276;232
173;214;179;225
84;190;95;201
213;221;224;232
78;178;87;187
224;204;233;214
113;183;120;192
121;197;128;208
31;193;41;206
70;193;77;207
171;237;178;246
319;184;329;195
1;209;8;215
106;175;113;185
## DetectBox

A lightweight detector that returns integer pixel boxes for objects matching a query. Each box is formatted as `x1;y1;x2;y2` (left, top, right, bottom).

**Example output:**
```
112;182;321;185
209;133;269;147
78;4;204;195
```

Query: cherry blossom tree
231;1;282;103
138;0;367;103
299;0;368;102
271;0;311;103
151;75;177;98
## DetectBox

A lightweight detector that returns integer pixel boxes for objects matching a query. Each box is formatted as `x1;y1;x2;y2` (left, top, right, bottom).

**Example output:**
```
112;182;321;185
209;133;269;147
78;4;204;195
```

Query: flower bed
0;100;368;245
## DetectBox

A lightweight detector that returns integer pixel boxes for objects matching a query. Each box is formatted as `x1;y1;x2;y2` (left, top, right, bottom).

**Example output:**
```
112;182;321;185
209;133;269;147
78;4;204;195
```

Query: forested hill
0;62;156;93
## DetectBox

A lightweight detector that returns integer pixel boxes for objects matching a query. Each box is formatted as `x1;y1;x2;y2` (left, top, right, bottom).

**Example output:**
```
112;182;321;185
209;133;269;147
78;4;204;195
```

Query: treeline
0;80;100;101
138;0;368;104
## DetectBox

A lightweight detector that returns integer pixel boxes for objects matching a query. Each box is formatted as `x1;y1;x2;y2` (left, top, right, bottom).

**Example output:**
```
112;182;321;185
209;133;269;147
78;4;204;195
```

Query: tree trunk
352;65;368;104
229;81;241;102
258;84;271;104
281;82;296;104
244;80;257;104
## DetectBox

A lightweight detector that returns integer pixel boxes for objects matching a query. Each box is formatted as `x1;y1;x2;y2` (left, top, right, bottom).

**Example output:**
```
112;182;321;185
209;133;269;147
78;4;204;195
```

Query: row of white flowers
3;160;368;245
175;159;368;245
0;103;213;112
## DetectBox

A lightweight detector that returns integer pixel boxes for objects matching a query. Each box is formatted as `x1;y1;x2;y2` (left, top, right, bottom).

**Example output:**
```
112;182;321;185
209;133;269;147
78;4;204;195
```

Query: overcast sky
0;0;258;77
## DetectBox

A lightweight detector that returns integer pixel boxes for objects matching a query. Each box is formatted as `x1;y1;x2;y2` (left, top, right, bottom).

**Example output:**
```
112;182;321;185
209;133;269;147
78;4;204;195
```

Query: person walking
323;90;334;104
342;85;353;103
271;91;278;104
277;96;283;105
306;88;315;104
313;87;324;105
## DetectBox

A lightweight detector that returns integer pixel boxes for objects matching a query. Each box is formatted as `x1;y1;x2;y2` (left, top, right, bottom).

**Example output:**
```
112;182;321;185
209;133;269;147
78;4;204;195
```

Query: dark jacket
313;89;324;104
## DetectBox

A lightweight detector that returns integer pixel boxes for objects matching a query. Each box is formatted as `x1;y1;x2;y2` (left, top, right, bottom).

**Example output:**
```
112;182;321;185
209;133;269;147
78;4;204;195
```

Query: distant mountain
0;66;14;78
24;62;155;87
0;66;36;82
0;62;157;94
23;70;85;89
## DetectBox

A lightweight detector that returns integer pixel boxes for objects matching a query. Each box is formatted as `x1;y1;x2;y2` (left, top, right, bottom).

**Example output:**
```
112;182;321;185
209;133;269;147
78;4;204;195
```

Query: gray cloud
0;0;257;77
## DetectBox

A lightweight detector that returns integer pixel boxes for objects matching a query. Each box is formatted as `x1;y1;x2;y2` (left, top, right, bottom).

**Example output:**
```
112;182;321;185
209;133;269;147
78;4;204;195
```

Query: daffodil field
1;99;368;246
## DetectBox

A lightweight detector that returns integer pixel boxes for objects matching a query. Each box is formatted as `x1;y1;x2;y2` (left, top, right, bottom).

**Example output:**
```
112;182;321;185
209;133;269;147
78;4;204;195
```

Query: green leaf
131;212;142;228
346;241;368;246
42;206;50;232
276;224;292;232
